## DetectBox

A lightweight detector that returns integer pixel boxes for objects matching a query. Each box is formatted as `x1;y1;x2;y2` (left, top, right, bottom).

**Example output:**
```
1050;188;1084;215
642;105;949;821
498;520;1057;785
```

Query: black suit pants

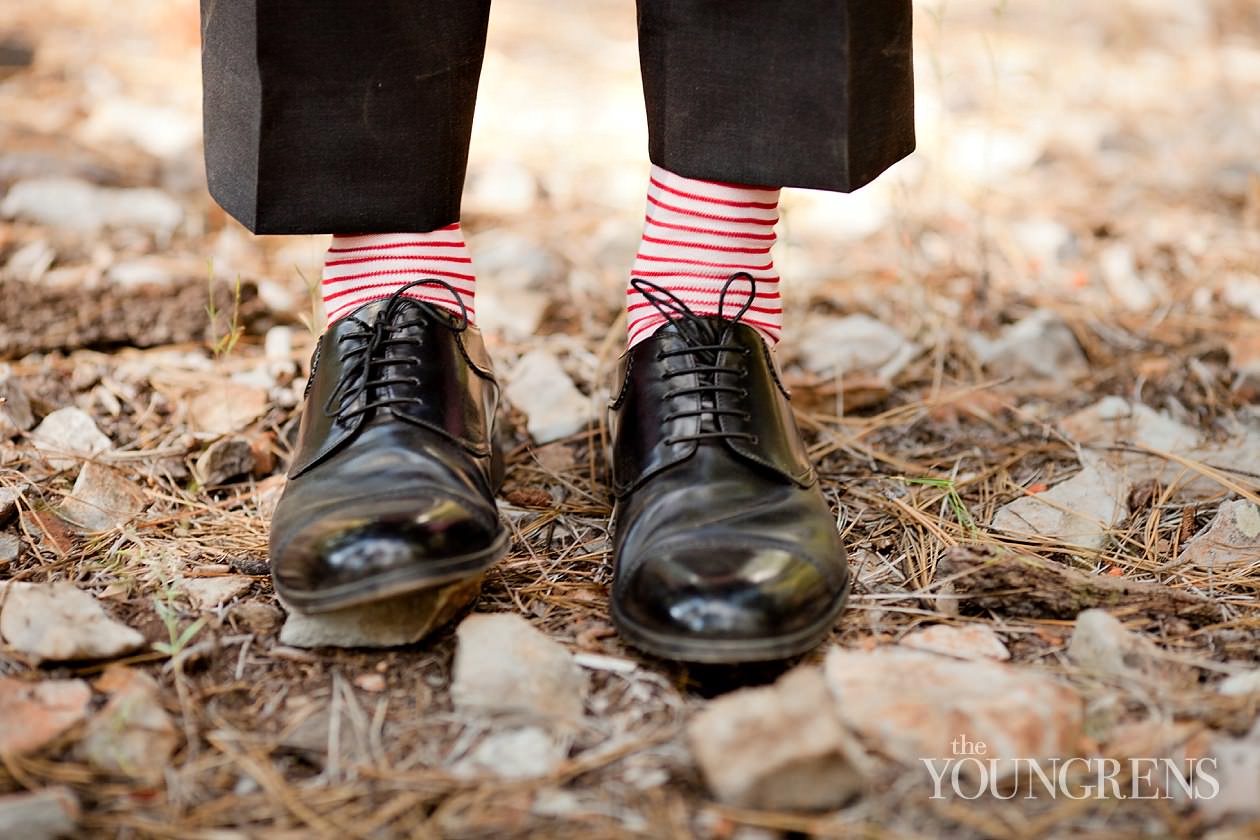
200;1;914;234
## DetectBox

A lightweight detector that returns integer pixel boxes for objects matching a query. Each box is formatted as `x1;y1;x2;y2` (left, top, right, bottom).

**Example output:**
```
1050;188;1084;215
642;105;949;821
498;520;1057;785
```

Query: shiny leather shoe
608;276;849;662
270;280;507;612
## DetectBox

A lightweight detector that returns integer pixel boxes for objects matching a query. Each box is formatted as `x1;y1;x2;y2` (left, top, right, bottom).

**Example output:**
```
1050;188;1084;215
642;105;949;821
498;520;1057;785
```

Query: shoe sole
610;572;852;664
275;526;510;614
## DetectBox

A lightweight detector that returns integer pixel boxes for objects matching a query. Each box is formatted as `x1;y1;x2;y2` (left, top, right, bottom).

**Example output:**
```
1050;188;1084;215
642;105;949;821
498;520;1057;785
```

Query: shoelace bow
629;273;761;447
323;279;469;423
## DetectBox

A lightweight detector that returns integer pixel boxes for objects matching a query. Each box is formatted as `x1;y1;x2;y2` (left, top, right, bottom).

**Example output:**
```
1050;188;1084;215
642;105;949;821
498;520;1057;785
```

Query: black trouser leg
200;0;492;234
635;0;915;191
200;2;914;233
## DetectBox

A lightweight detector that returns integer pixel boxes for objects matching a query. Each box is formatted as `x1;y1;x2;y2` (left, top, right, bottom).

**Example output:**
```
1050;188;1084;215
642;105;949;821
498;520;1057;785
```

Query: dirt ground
2;0;1260;837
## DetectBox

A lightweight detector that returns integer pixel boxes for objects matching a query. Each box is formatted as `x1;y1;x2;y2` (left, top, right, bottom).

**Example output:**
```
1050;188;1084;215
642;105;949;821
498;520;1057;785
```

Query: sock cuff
628;168;784;349
648;164;781;201
321;228;476;326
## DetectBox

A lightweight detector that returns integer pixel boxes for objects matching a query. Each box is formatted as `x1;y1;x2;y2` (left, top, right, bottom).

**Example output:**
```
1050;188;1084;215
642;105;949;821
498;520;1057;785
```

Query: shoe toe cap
271;492;502;603
618;543;844;642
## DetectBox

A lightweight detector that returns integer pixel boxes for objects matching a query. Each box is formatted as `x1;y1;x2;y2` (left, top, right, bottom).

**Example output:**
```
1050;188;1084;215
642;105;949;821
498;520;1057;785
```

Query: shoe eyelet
663;437;676;446
750;435;760;444
739;388;749;397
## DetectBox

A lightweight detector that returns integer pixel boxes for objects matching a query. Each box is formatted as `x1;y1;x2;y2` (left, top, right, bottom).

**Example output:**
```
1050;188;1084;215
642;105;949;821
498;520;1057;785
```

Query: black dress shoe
270;281;507;612
608;276;849;662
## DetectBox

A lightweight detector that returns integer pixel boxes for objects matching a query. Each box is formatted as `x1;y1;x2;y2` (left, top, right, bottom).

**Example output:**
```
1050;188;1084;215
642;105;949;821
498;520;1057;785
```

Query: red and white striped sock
626;165;782;348
321;225;477;326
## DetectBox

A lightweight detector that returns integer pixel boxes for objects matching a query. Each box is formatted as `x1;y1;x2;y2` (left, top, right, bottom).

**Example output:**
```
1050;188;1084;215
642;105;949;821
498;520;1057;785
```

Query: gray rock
95;186;183;238
1099;243;1160;311
279;576;481;649
184;576;253;611
1200;720;1260;820
194;436;255;486
464;158;539;216
0;532;17;564
103;256;197;289
464;233;555;339
451;612;586;724
264;326;298;380
1218;670;1260;697
504;350;591;444
0;582;145;663
0;676;92;756
279;701;375;767
188;383;268;436
0;787;80;840
1222;273;1260;319
467;230;557;289
1;240;55;283
969;310;1087;381
251;475;287;520
1177;500;1260;572
0;177;182;237
80;667;177;783
1062;396;1200;453
991;458;1130;550
229;600;284;635
531;789;585;819
1;178;100;231
1010;219;1079;271
264;325;294;362
0;482;27;525
0;147;115;186
797;315;920;380
476;288;551;341
824;646;1083;779
80;98;200;160
787;188;891;242
0;368;34;438
1067;609;1193;687
1061;397;1260;498
688;665;866;810
946;126;1042;184
900;623;1011;661
29;407;112;471
453;726;568;780
59;462;146;532
255;278;298;315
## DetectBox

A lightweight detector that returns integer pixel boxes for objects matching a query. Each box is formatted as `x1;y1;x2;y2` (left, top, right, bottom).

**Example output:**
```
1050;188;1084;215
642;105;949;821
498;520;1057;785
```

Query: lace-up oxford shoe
269;282;507;612
607;277;850;662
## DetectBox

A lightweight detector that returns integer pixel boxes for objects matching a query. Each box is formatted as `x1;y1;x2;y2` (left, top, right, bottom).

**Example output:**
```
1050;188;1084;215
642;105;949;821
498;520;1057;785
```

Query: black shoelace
629;273;761;447
322;279;469;424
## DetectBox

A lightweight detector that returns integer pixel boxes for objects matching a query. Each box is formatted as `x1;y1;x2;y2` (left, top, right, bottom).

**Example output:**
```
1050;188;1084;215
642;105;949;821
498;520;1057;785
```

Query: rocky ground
2;0;1260;837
